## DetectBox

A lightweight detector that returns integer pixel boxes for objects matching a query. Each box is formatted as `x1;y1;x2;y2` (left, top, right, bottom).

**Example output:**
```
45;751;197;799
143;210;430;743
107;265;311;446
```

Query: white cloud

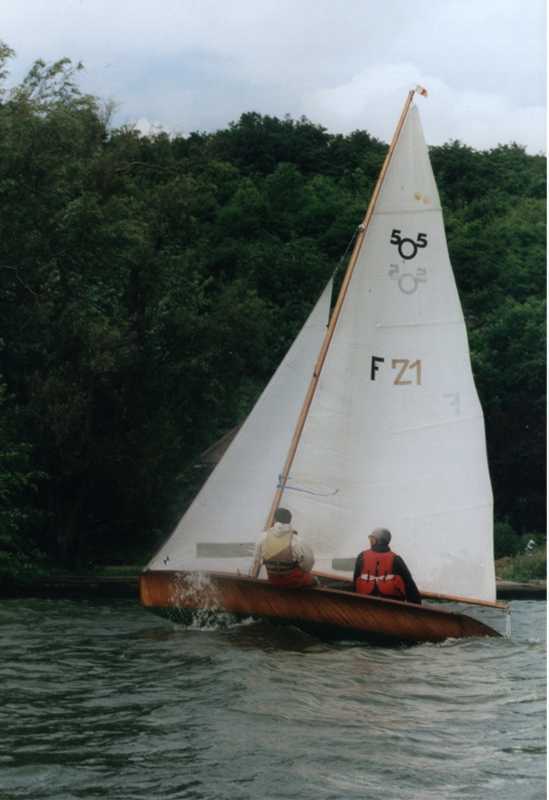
304;63;429;141
304;64;546;153
133;117;167;137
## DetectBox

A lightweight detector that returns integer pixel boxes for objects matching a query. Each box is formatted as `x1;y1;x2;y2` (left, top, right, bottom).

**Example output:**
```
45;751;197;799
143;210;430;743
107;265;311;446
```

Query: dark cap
274;507;292;524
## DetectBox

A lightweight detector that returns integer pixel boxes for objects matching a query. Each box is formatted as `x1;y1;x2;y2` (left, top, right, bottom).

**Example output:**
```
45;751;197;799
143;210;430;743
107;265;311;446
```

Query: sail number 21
370;356;422;385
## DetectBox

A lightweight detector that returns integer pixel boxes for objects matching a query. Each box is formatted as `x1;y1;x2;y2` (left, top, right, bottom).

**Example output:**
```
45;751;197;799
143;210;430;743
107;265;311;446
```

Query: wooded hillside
0;51;545;574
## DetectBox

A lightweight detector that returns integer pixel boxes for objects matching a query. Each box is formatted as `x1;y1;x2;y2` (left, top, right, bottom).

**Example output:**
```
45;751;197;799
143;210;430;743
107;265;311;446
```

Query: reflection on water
0;598;545;800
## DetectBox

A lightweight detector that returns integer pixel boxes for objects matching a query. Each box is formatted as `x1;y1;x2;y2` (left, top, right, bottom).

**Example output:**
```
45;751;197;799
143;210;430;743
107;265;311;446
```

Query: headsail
147;280;333;574
277;103;495;601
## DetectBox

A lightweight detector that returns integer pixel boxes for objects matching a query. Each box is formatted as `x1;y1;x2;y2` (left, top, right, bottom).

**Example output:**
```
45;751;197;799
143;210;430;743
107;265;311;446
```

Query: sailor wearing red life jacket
250;507;316;588
353;528;421;604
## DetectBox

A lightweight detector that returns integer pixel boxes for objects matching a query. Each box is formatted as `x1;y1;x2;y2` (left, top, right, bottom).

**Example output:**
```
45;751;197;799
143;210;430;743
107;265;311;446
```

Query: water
0;599;545;800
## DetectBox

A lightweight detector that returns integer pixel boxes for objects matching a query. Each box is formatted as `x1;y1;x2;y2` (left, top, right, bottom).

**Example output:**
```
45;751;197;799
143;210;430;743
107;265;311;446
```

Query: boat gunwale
312;570;508;610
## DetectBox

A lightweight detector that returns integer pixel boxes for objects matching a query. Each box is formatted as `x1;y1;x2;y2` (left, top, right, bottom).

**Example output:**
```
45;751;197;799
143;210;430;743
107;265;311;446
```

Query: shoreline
0;575;546;601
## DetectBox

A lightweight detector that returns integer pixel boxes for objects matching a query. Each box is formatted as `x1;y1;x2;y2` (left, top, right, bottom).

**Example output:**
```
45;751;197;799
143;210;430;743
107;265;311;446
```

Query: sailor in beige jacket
250;508;316;587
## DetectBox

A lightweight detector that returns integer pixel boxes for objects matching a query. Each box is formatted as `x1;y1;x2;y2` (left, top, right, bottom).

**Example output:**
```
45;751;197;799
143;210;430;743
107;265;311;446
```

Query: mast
257;88;421;563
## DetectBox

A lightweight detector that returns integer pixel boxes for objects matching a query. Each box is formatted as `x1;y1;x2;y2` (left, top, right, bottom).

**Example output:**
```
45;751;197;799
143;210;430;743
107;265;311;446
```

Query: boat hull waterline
139;571;500;644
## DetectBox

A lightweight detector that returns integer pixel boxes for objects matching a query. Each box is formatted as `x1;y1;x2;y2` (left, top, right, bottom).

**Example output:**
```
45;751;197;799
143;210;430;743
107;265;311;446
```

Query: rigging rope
332;225;361;280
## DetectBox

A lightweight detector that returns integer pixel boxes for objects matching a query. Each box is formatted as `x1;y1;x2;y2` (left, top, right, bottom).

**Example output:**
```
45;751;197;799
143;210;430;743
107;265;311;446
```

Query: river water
1;598;545;800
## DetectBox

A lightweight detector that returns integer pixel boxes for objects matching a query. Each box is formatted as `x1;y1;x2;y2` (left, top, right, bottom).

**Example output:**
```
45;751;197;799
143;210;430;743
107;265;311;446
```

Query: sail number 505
390;229;428;260
371;356;422;385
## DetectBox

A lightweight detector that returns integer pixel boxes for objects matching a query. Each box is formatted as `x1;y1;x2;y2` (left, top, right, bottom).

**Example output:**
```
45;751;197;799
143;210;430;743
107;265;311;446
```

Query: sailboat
140;88;508;644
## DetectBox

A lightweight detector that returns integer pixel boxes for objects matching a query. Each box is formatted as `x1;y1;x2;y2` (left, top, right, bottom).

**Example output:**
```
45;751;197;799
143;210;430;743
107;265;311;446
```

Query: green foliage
0;386;47;580
0;43;545;570
497;549;547;582
494;519;522;559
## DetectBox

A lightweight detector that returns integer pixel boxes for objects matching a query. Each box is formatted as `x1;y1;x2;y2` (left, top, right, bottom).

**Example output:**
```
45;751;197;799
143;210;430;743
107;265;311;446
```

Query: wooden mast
253;89;417;574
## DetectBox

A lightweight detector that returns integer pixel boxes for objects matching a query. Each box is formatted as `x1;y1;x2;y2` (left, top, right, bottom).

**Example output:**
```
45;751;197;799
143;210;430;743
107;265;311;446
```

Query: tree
0;44;544;569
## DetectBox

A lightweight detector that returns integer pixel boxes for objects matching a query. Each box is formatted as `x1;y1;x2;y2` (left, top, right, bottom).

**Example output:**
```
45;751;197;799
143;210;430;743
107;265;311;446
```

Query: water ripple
0;599;545;800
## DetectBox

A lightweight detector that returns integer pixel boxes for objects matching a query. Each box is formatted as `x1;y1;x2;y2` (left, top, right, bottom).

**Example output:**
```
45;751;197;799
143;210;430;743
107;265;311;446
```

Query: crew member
353;528;421;604
250;508;316;588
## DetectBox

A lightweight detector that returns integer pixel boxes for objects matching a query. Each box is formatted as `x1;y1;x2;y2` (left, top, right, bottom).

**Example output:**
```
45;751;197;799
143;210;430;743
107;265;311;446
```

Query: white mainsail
278;103;495;601
147;280;333;574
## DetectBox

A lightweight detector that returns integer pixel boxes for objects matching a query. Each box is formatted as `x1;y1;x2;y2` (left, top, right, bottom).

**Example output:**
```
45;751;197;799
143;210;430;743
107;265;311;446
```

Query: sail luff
262;89;418;539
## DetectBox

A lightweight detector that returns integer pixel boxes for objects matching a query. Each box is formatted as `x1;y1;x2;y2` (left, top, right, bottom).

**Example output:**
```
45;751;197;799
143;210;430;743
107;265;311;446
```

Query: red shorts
267;567;315;588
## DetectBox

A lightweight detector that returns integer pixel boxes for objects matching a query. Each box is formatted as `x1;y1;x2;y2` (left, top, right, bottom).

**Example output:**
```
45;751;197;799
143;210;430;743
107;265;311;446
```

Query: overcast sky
2;0;546;152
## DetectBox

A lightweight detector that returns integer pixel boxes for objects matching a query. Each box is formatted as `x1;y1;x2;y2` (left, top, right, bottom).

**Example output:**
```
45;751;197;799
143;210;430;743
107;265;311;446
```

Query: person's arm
352;553;363;589
292;534;314;572
249;537;264;577
393;555;422;604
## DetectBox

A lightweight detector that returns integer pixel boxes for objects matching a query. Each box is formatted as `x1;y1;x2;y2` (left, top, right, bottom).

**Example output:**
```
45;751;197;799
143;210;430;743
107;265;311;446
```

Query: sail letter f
370;356;385;380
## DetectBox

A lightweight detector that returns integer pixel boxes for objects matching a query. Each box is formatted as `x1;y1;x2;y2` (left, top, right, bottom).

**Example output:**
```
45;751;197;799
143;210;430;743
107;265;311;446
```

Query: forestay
278;104;495;601
147;280;333;574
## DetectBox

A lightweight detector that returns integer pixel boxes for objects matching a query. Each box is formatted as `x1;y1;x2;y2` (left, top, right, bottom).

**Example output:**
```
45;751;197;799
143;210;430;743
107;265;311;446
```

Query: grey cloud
2;0;545;151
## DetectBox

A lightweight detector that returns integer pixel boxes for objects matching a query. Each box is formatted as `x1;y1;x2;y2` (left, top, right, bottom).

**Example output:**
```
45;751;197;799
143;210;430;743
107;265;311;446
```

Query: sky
2;0;546;153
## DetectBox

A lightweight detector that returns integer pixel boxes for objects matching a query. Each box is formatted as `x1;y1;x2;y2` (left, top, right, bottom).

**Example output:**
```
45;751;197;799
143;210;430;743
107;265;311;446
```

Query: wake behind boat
140;88;508;643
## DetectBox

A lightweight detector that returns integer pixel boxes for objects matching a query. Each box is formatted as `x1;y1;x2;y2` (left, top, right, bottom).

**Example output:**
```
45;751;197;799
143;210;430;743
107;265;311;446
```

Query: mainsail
278;103;495;601
147;280;333;574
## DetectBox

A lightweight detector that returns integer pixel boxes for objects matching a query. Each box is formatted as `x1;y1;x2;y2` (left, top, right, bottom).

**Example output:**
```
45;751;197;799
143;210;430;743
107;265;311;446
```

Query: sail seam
393;414;484;433
373;208;442;216
375;319;463;328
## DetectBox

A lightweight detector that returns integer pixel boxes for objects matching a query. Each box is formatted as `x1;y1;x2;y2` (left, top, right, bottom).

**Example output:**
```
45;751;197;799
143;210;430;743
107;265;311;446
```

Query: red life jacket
355;549;406;600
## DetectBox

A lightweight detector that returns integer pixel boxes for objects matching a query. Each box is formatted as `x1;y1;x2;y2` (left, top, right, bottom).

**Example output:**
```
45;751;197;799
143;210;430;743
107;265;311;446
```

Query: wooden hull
139;570;500;644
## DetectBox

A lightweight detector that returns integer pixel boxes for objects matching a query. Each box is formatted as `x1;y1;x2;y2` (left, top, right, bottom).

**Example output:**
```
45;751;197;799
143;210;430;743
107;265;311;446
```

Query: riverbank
0;574;545;600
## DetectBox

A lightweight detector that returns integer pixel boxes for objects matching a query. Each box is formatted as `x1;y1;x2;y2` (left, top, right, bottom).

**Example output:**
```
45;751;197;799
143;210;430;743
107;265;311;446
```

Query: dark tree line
0;49;545;576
